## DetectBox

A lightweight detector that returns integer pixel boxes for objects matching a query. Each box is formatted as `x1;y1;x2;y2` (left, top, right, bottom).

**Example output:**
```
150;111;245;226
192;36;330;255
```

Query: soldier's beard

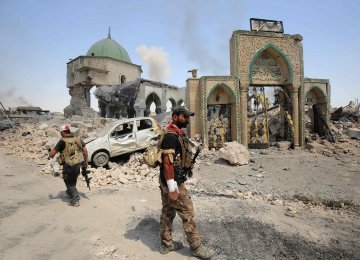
176;121;188;129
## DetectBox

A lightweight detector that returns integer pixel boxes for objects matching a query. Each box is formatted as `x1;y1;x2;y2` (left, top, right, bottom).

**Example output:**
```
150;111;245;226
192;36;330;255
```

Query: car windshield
95;122;118;137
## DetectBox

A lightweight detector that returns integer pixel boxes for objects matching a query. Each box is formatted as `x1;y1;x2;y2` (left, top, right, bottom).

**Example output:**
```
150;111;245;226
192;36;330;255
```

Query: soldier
159;107;213;259
49;124;88;207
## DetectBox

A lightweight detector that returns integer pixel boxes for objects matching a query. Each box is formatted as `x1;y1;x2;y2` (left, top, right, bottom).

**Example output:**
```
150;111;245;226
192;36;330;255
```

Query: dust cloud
136;45;171;83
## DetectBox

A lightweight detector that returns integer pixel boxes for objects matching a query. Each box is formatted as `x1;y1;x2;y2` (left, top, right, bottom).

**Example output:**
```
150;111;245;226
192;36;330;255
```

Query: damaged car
86;117;160;167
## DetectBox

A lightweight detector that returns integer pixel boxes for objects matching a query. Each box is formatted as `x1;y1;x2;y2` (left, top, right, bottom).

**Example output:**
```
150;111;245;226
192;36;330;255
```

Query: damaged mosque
65;20;331;149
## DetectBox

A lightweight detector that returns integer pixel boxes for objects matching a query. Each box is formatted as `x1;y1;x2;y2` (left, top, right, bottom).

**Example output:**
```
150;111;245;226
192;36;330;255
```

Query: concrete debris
0;117;113;168
304;102;360;158
275;141;291;150
346;128;360;139
0;116;218;189
218;142;250;166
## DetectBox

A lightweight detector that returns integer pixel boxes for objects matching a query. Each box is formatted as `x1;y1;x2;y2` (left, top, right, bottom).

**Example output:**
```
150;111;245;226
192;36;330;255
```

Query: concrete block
275;141;291;150
347;128;360;139
305;142;325;153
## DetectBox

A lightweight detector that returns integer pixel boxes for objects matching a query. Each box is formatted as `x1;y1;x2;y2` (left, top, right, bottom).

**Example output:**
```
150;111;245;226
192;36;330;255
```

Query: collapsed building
65;28;185;119
0;104;51;127
65;20;332;149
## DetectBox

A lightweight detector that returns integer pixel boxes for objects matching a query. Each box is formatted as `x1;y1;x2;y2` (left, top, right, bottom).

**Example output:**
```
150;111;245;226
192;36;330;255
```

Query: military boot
159;241;183;254
192;245;213;259
68;200;80;207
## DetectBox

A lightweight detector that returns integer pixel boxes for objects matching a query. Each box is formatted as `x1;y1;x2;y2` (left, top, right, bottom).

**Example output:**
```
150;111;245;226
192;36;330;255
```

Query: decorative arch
177;99;184;107
207;83;236;103
167;97;176;108
249;43;294;84
305;85;327;99
120;75;126;84
144;92;162;116
304;85;329;138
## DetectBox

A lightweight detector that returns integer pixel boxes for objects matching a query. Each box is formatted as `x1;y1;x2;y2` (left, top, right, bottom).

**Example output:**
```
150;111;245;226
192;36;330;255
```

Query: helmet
60;124;70;132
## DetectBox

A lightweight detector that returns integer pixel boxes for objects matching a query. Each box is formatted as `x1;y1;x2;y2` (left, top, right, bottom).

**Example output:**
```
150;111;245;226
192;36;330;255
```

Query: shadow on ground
48;191;89;203
124;215;359;259
124;217;190;257
197;217;358;260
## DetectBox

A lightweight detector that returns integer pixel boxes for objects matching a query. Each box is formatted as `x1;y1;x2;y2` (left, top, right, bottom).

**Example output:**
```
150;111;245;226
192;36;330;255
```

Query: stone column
105;104;111;118
134;106;145;117
290;88;300;147
64;84;89;117
155;107;162;115
240;87;248;146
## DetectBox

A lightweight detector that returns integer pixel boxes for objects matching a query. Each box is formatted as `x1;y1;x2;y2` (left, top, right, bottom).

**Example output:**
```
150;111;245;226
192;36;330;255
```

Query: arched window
121;75;126;84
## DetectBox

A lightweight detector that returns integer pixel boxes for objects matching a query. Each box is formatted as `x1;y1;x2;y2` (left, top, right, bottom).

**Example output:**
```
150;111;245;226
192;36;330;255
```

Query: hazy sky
0;0;359;112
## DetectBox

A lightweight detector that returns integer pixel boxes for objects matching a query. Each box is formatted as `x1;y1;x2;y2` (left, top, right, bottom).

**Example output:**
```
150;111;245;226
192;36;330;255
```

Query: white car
85;117;160;167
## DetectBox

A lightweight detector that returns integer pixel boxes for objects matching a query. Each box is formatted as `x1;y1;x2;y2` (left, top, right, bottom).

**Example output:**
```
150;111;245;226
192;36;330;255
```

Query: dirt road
0;149;359;259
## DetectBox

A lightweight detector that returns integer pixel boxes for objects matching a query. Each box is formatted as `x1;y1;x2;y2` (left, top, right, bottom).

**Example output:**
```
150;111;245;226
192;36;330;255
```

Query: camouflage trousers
159;181;201;250
62;164;81;204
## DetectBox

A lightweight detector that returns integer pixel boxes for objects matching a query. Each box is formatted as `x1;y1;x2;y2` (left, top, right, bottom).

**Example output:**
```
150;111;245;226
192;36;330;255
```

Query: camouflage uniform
159;180;201;250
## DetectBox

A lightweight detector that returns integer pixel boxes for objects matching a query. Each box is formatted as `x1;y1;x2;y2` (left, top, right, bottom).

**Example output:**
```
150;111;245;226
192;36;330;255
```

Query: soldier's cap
60;124;70;132
172;106;195;117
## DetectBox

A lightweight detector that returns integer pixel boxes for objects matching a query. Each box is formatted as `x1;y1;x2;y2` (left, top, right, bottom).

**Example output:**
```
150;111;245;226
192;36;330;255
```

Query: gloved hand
167;179;179;201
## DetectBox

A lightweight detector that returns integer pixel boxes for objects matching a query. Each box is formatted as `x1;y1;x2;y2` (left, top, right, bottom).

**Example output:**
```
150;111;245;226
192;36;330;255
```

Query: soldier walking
159;107;213;259
49;125;88;207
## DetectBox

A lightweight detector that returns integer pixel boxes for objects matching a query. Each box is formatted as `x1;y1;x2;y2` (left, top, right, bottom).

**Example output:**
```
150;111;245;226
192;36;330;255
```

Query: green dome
86;35;131;63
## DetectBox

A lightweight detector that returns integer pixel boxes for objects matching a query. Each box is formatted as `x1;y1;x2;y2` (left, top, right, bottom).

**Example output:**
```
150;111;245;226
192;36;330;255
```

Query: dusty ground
0;146;359;260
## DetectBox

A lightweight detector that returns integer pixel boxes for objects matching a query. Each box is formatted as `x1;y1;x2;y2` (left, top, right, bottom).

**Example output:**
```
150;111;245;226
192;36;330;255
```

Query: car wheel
92;151;109;167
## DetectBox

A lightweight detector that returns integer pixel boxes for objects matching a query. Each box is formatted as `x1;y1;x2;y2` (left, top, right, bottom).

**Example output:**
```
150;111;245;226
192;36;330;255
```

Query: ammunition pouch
56;156;64;166
174;166;192;185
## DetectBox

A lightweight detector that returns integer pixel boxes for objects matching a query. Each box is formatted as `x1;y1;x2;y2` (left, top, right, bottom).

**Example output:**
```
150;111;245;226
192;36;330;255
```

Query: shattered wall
65;56;142;118
94;79;185;118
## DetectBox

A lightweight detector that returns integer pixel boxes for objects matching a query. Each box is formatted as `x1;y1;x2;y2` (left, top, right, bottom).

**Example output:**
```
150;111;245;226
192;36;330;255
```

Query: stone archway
305;86;328;137
167;98;176;111
206;83;236;149
246;44;298;148
145;92;162;116
177;99;184;107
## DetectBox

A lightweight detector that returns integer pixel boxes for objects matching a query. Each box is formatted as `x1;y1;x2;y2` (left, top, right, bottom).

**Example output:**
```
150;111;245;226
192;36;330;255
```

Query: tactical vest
57;136;84;166
163;132;195;184
172;133;194;169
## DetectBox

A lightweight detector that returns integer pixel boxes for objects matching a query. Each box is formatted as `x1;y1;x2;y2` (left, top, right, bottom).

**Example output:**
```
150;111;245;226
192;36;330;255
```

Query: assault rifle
177;145;202;183
191;145;202;166
81;166;92;190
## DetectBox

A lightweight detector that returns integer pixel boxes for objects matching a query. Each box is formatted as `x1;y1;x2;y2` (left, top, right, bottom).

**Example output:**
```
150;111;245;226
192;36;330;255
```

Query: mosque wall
67;56;141;87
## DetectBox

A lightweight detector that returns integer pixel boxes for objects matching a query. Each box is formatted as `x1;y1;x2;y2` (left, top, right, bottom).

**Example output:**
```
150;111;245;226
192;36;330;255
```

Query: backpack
143;130;166;168
57;137;84;166
143;129;195;168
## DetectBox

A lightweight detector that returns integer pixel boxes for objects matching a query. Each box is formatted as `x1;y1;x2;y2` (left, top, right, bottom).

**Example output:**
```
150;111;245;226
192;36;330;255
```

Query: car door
108;121;137;157
135;119;156;149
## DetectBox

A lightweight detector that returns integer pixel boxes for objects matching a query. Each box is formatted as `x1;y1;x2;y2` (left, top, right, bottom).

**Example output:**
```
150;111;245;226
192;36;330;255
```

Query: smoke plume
136;45;171;83
0;87;32;108
165;0;244;75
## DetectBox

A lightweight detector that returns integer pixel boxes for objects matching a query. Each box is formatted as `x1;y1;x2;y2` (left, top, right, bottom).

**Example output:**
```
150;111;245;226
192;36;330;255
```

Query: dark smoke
165;0;244;75
0;87;32;107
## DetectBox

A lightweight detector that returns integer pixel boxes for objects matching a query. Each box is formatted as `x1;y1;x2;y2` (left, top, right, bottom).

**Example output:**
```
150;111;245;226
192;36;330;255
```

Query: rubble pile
0;118;108;170
1;123;57;164
1;120;92;159
88;153;159;187
305;102;360;157
0;115;253;187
